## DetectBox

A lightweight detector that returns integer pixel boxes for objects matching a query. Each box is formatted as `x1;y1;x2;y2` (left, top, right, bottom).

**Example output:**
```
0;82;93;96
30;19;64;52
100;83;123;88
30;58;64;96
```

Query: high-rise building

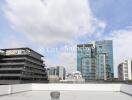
0;48;48;84
47;67;56;76
56;66;66;80
77;40;114;80
118;60;132;81
77;44;96;80
47;66;66;81
95;40;114;80
46;67;59;83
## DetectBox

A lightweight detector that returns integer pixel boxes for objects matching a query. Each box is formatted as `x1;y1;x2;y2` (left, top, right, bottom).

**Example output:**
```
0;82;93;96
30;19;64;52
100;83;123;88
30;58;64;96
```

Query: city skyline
0;0;132;77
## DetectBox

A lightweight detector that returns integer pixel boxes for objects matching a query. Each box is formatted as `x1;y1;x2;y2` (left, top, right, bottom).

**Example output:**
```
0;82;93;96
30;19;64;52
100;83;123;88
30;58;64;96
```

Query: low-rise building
60;71;85;83
118;60;132;81
0;48;48;84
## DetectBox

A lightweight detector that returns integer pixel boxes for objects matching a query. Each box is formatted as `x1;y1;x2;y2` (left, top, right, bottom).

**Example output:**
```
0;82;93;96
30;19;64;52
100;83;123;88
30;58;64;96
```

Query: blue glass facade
95;40;114;80
77;40;114;80
77;44;96;80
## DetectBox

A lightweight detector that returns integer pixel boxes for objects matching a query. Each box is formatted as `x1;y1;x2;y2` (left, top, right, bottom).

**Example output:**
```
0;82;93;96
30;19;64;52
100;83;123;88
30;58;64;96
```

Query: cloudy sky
0;0;132;77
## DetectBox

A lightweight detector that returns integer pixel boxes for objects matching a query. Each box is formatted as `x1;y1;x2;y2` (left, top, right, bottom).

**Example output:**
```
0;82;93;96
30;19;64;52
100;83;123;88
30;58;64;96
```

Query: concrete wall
0;85;10;96
120;84;132;96
11;84;32;93
0;84;32;96
0;84;132;96
32;84;121;91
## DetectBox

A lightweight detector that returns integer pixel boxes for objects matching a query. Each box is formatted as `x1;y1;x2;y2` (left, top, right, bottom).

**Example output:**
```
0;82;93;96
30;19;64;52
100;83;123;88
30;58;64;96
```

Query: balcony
0;74;21;77
0;68;23;71
23;69;47;75
25;63;45;70
0;62;25;66
21;74;47;78
1;57;43;66
2;57;26;60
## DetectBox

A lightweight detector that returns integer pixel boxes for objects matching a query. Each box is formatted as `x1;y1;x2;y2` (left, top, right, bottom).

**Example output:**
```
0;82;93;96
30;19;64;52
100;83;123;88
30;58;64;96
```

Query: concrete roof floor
0;91;131;100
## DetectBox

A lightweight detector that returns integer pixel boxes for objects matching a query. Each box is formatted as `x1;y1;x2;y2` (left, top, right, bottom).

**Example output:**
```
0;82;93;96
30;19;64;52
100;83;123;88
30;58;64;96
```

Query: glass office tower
77;44;96;80
77;40;114;80
95;40;114;80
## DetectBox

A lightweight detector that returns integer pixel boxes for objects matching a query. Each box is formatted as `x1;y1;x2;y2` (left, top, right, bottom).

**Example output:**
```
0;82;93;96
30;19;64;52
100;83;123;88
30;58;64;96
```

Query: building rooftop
0;83;131;100
0;47;44;57
0;91;131;100
77;44;93;47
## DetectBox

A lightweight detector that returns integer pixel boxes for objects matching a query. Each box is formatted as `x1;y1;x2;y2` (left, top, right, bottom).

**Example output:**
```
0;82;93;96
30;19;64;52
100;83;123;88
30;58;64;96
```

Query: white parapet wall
11;84;32;93
0;85;10;96
120;84;132;96
0;83;132;96
0;84;32;96
32;84;121;91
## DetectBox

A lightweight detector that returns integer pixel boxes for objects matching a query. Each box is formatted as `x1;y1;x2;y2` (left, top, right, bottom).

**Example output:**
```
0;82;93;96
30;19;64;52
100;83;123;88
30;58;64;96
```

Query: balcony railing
0;68;23;71
0;74;21;77
0;62;25;66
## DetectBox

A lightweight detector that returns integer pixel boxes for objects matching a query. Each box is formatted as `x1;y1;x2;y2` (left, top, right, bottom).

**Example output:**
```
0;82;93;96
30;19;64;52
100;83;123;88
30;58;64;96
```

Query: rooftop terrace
0;91;131;100
0;84;131;100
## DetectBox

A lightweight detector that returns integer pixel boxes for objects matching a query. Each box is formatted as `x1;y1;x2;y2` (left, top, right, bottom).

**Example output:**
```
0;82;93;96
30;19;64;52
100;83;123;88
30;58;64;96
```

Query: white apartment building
118;60;132;80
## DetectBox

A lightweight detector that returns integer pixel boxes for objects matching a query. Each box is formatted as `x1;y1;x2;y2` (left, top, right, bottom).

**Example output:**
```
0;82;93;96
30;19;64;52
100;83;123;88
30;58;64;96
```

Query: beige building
118;60;132;81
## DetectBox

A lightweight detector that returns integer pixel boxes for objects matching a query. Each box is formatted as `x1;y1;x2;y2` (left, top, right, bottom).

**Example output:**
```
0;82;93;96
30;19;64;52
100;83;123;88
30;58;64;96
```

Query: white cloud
3;0;106;46
106;27;132;77
57;27;132;75
54;27;132;75
34;26;132;76
59;51;76;73
41;44;77;73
